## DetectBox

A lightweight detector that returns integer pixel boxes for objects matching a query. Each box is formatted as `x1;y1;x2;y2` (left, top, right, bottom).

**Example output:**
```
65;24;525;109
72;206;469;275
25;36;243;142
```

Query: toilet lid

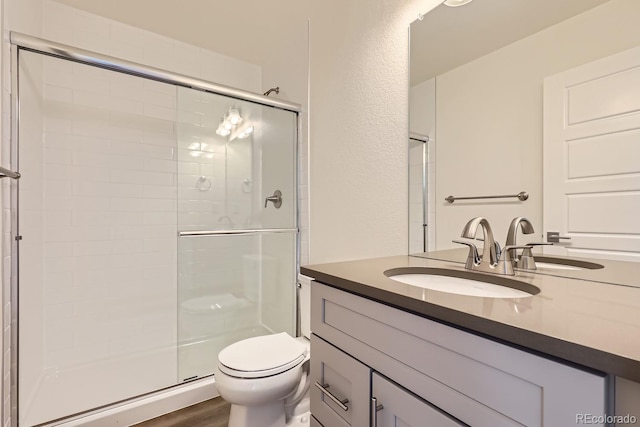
218;333;307;378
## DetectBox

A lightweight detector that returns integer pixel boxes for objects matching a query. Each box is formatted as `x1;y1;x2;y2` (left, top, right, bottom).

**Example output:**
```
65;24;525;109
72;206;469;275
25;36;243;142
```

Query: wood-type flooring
133;397;230;427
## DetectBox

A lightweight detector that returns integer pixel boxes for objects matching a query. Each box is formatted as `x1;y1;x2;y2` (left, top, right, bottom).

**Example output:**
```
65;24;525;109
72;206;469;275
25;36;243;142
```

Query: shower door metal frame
8;41;21;427
10;32;301;113
6;32;301;426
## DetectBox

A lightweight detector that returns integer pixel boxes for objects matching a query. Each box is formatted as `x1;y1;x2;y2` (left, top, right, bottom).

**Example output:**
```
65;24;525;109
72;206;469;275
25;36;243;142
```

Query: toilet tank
298;274;313;339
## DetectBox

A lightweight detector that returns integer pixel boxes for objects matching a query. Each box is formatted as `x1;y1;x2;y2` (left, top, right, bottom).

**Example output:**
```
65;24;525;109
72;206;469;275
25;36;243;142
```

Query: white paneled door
543;45;640;261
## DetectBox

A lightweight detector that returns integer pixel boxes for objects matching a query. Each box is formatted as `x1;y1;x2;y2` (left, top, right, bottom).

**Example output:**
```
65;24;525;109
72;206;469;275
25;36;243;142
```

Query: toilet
214;275;312;427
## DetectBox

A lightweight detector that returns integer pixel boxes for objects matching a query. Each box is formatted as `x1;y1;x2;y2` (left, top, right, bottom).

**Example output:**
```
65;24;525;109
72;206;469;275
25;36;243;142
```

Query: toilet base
287;410;311;426
228;401;286;427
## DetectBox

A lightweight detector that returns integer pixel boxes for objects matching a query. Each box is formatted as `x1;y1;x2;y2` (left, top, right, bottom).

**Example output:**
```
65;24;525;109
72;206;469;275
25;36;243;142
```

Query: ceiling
53;0;310;66
410;0;611;85
53;0;612;88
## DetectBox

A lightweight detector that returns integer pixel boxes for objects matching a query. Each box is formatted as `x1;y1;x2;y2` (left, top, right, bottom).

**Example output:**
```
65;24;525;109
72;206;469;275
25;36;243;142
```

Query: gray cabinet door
310;334;370;427
312;282;606;426
372;373;465;427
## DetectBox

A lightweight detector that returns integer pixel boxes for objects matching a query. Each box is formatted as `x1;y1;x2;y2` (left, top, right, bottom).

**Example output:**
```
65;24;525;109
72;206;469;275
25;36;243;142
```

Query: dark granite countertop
301;255;640;382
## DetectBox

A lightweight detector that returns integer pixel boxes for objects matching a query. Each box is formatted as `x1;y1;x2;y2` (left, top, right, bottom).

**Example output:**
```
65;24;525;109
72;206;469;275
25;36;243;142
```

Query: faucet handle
452;239;480;268
521;242;553;257
524;242;553;249
515;242;551;270
501;245;533;262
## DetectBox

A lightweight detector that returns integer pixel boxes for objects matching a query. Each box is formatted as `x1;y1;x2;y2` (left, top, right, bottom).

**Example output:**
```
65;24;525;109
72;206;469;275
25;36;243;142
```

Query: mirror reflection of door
543;45;640;262
409;0;640;257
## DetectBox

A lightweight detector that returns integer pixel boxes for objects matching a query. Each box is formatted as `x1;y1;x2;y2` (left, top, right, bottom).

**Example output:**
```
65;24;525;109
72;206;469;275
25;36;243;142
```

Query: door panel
543;45;640;260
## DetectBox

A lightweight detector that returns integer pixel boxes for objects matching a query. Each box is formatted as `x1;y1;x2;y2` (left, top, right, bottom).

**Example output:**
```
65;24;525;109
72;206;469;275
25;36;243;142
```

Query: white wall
432;0;640;249
42;1;262;91
307;0;441;264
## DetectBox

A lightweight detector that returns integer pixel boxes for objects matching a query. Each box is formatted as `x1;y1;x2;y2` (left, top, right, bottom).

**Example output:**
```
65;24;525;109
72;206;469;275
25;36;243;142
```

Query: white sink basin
534;262;582;271
385;268;539;299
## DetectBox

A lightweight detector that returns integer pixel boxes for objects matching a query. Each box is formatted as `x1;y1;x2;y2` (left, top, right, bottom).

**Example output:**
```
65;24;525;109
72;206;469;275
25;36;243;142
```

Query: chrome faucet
453;217;514;275
506;217;534;247
505;217;552;270
454;217;532;276
461;217;498;266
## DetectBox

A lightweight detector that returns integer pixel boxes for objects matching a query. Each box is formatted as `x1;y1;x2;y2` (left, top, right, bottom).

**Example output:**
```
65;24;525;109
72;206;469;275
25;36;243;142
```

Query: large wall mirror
409;0;640;269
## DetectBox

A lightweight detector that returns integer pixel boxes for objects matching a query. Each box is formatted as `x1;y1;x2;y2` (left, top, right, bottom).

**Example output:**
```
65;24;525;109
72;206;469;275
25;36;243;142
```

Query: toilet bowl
214;333;310;427
214;275;313;427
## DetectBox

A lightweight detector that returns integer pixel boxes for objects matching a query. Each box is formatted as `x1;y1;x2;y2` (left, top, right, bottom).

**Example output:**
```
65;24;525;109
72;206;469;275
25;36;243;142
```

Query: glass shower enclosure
12;35;298;426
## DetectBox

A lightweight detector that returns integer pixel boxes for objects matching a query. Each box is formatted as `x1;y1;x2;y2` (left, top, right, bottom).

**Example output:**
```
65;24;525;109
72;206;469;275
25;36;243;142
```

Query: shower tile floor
133;397;230;427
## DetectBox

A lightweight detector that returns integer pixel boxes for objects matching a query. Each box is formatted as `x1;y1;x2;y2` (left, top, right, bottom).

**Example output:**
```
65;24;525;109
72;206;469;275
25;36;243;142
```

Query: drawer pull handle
314;382;349;411
371;397;384;427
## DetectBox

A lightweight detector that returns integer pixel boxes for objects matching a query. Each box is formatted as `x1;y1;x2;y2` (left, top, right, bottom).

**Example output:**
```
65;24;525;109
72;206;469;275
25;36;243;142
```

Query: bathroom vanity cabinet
309;282;607;427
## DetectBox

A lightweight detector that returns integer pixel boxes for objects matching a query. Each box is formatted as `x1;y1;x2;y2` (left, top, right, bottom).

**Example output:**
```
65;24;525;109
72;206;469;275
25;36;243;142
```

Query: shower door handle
264;190;282;208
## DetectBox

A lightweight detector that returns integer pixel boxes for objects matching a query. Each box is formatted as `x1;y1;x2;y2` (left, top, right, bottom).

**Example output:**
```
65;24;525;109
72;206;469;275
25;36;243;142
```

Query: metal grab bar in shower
179;228;298;237
0;166;20;180
445;191;528;204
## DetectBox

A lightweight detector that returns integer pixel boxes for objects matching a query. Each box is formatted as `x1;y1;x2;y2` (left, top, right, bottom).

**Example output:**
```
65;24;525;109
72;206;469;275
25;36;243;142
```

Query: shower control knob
264;190;283;208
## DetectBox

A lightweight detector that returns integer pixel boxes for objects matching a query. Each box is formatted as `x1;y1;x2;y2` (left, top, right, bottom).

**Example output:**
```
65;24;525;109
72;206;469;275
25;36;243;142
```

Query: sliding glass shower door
16;47;297;426
18;51;182;426
175;88;298;381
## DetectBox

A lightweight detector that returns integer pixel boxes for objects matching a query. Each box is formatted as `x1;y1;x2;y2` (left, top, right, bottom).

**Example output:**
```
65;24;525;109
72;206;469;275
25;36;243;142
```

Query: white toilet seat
219;354;305;379
218;332;307;379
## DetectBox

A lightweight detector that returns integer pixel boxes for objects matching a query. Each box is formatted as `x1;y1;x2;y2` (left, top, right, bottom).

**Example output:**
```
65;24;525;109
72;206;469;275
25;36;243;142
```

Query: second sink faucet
506;217;534;247
505;217;552;270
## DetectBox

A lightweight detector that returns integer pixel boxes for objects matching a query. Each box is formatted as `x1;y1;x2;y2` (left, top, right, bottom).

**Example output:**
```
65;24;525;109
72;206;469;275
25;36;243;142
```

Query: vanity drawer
311;282;607;427
310;334;370;427
372;372;465;427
